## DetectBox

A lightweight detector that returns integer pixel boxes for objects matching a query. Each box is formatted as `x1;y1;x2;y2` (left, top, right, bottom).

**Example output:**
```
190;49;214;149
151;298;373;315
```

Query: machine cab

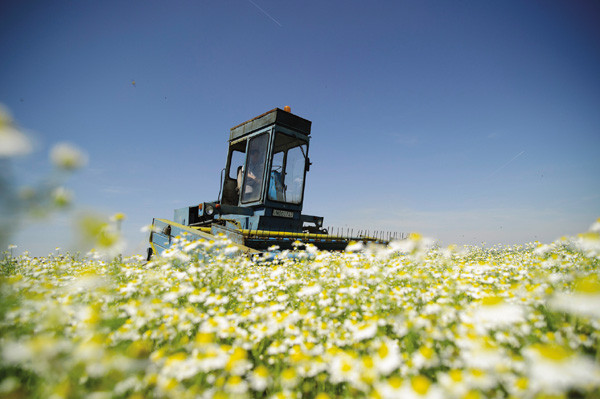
220;107;311;213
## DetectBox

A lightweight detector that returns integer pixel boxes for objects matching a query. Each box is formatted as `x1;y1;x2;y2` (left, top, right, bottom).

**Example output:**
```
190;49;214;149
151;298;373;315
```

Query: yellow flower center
449;369;462;382
282;368;296;380
255;365;269;378
388;376;403;389
411;375;431;395
574;275;600;294
341;361;353;373
480;296;503;306
533;343;571;361
378;342;389;358
516;377;528;390
419;346;434;359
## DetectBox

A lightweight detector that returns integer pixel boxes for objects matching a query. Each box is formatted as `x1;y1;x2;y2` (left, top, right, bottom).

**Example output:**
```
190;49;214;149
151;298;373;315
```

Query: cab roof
229;108;312;142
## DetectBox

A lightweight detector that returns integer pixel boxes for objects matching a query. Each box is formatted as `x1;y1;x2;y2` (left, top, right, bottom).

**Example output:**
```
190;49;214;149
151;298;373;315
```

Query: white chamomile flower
50;142;88;170
0;105;32;157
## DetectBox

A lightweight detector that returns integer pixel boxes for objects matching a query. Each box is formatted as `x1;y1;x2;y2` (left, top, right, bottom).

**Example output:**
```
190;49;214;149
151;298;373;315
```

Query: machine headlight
205;204;214;216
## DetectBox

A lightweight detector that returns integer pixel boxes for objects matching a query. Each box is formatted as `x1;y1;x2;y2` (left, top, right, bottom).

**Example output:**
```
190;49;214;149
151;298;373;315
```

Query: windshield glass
241;133;269;203
268;132;307;204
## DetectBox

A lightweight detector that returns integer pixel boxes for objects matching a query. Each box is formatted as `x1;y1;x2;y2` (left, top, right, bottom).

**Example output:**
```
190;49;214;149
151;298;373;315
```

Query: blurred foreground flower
524;343;600;394
0;104;90;254
345;241;364;252
111;212;126;232
77;213;124;257
549;275;600;319
471;296;524;332
111;212;126;222
50;142;88;170
387;232;434;256
51;186;73;208
140;224;161;233
0;104;32;157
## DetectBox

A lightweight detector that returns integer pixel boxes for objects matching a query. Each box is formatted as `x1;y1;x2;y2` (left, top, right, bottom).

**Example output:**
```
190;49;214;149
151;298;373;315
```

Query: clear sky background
1;0;599;256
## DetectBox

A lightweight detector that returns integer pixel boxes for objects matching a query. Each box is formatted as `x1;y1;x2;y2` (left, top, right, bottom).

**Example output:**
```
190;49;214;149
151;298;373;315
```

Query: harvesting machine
147;107;402;259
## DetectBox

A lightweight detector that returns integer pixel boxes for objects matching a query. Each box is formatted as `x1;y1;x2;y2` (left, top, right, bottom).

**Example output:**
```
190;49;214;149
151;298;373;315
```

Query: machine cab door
220;130;270;207
267;131;308;206
240;133;269;203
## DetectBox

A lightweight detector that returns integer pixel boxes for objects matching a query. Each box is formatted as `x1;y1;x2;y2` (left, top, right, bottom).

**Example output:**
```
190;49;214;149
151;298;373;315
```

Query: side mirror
306;157;312;172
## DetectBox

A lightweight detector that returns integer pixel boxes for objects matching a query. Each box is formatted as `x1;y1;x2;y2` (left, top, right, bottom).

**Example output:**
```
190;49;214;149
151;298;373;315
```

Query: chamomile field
1;223;600;399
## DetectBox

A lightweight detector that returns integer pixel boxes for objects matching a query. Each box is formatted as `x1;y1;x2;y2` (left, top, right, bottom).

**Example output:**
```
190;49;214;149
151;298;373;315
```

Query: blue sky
2;0;599;255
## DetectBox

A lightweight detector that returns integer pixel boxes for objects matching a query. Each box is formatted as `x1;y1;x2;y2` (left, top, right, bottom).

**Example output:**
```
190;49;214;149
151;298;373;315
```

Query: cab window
268;132;307;205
